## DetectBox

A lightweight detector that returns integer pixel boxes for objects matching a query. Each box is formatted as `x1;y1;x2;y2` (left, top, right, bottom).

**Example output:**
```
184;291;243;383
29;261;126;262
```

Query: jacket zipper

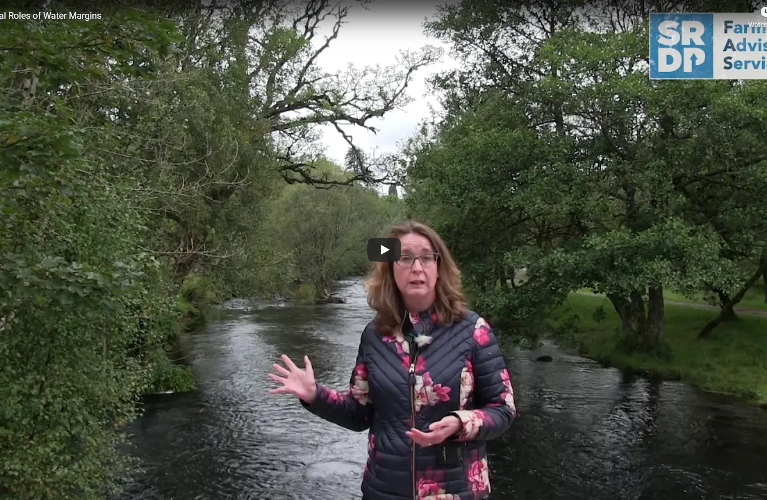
408;320;428;500
409;356;417;499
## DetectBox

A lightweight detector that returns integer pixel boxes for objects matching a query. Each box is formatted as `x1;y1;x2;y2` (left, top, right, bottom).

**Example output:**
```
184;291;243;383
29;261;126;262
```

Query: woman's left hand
406;415;462;447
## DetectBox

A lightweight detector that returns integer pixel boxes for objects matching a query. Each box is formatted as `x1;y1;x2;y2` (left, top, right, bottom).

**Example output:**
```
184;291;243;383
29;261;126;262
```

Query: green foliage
176;273;219;329
296;283;320;304
549;293;767;404
0;0;434;496
145;348;196;394
406;2;767;349
179;273;218;308
0;7;191;497
251;159;406;300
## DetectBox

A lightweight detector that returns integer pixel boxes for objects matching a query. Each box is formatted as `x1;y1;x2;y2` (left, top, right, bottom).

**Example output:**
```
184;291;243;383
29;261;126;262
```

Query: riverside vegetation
402;0;767;406
1;1;417;497
2;0;767;498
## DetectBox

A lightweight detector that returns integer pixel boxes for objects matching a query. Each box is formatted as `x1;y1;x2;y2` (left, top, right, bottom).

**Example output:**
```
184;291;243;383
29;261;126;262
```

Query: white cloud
312;1;460;166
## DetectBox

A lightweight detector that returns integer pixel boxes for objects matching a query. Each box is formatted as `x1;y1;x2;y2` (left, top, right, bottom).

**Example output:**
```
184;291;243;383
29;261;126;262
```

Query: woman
268;221;516;499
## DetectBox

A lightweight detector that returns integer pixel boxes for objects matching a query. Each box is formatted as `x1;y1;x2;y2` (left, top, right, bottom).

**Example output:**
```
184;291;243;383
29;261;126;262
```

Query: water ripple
120;280;767;500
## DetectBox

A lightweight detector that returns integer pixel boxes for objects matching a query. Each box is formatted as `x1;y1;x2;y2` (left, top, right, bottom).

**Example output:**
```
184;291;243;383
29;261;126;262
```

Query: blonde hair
365;220;467;335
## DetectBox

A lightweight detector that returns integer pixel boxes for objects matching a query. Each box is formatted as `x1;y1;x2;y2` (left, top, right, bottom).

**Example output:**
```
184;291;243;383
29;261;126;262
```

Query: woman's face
393;232;438;309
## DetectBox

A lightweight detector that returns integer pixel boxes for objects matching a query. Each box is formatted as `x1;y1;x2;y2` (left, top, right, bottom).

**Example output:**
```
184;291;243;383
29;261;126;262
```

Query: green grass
576;282;767;312
663;285;767;311
548;293;767;406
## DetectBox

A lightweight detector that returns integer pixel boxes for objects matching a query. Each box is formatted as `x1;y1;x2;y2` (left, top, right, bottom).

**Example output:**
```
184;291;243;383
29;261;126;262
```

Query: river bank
547;293;767;407
179;277;767;408
121;279;767;499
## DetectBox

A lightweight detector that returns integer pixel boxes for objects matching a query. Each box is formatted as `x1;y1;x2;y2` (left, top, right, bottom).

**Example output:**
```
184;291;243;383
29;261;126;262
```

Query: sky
312;0;461;167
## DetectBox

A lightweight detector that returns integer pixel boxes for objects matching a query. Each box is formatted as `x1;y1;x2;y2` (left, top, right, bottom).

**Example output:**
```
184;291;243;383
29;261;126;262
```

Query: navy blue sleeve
451;317;516;441
300;334;373;432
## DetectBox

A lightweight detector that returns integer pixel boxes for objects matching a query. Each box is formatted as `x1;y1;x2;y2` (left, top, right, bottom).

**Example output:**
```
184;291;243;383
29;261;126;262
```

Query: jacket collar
402;307;436;348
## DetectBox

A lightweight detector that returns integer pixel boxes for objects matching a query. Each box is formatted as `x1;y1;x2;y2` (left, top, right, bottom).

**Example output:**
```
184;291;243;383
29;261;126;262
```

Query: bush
295;282;319;304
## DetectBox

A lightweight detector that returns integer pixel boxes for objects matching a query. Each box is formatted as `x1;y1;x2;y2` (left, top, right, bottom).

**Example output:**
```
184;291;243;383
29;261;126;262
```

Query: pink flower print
415;355;426;373
467;457;491;497
499;368;515;411
504;392;516;411
431;312;438;323
419;482;457;499
425;376;451;404
454;409;486;440
383;332;410;354
409;312;422;324
422;493;457;500
417;477;440;497
402;355;426;373
417;470;457;500
473;318;491;346
324;388;345;404
350;363;370;405
396;338;411;356
459;360;474;410
432;386;451;404
364;433;375;476
414;376;428;412
414;372;451;412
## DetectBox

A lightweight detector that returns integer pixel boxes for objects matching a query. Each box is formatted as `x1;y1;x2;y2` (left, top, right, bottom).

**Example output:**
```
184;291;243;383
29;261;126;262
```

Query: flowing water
119;280;767;499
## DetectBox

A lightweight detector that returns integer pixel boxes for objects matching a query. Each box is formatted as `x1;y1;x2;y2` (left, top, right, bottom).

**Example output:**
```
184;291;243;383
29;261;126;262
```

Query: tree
259;159;405;301
0;8;186;498
88;0;439;287
179;0;442;187
0;0;423;497
405;0;767;349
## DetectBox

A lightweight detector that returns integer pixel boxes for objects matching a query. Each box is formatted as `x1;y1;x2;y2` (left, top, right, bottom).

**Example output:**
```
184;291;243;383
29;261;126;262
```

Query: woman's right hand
268;354;317;404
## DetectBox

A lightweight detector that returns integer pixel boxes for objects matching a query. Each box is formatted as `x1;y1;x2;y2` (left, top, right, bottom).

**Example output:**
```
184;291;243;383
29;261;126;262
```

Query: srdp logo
367;238;401;263
650;13;713;79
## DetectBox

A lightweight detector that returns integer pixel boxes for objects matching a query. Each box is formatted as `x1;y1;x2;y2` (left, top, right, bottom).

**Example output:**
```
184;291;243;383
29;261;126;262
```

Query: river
119;279;767;499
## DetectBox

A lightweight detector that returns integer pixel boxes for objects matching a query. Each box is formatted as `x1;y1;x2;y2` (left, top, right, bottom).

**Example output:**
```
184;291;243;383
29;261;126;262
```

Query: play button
367;238;401;263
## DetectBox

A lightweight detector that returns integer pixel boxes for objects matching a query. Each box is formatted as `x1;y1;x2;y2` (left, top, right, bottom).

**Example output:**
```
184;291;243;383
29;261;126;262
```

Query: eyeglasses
395;253;440;268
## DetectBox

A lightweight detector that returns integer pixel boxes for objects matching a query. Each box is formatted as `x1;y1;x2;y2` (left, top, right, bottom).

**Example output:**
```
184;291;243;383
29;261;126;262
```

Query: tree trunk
712;287;736;321
316;275;331;303
173;255;199;285
699;263;765;338
644;285;664;352
629;290;648;335
498;266;509;293
607;293;633;333
608;292;646;336
763;267;766;303
608;287;663;352
698;309;729;340
21;72;37;109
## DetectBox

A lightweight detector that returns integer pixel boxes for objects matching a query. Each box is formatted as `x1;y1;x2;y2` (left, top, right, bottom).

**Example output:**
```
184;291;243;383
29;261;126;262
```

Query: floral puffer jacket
301;309;516;499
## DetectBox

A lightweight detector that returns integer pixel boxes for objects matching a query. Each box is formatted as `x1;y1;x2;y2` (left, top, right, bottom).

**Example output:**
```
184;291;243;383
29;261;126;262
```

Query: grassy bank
547;293;767;406
663;284;767;312
576;282;767;312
